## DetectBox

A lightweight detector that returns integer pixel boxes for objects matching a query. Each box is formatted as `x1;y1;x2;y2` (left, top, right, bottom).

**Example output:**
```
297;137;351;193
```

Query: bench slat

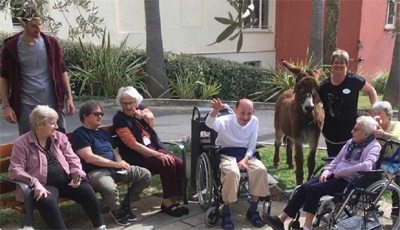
0;158;10;173
0;143;13;158
0;180;16;194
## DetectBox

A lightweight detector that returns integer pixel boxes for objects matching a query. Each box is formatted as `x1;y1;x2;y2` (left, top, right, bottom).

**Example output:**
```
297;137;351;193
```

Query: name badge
143;136;151;146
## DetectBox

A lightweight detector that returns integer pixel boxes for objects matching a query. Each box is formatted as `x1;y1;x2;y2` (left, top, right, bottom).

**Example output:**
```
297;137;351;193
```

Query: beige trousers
220;154;270;203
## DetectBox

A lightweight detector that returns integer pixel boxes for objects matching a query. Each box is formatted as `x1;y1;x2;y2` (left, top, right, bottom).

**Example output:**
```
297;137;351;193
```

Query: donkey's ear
309;69;320;81
282;60;302;76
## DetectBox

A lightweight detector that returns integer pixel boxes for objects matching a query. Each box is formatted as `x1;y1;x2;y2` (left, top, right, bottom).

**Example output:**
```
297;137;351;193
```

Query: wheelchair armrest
358;170;384;175
202;144;221;153
256;143;266;149
321;157;335;162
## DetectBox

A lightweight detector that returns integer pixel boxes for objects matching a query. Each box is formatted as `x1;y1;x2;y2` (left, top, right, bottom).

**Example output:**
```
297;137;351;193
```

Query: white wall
0;0;276;69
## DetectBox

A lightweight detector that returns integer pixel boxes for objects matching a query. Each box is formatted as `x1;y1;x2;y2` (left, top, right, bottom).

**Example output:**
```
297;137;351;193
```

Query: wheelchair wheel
196;152;213;210
204;206;220;227
363;179;400;230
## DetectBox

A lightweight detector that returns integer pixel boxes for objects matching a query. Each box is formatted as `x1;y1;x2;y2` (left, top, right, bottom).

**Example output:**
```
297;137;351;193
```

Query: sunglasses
91;112;104;117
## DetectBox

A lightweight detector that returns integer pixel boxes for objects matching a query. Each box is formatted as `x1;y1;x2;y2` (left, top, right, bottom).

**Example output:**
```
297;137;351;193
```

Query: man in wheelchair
205;98;270;230
265;116;381;230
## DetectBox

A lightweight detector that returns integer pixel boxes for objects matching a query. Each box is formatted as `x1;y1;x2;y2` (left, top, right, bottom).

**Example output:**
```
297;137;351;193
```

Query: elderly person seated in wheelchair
265;115;381;230
371;101;400;220
205;98;270;230
370;101;400;143
112;86;188;217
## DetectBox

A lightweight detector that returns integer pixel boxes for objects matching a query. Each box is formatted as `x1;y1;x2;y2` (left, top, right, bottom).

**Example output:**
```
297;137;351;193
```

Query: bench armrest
162;141;185;158
4;179;34;227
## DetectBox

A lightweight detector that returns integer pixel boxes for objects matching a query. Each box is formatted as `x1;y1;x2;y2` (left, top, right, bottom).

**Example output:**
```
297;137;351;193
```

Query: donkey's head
282;60;321;114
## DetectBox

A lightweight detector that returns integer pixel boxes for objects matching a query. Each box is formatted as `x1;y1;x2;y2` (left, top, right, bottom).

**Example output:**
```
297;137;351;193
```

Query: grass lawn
258;145;328;190
358;94;383;109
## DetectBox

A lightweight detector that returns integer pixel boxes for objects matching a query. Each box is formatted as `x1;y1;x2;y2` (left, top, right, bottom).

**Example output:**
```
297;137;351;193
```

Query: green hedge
1;33;275;101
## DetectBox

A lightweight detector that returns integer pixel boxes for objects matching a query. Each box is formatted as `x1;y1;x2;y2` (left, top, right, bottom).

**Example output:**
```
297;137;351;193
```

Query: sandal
246;209;265;228
175;203;189;215
161;204;184;217
221;212;234;230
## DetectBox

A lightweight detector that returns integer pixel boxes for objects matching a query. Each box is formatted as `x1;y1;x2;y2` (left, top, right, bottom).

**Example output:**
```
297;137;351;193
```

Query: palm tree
383;2;399;117
144;0;169;97
323;0;339;65
308;0;325;68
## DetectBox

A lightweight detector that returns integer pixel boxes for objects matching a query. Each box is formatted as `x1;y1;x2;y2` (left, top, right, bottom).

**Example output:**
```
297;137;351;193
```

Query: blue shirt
71;126;115;172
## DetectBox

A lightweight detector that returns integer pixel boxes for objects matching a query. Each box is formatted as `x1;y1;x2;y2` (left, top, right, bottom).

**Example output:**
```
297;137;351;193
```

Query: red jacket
0;32;67;118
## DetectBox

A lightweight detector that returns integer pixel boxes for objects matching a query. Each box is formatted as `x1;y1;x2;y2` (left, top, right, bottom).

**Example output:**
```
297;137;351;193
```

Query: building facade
0;0;276;69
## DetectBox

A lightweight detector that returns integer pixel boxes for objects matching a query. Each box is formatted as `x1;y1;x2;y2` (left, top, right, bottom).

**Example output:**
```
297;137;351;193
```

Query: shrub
165;52;274;101
371;72;388;95
251;58;330;102
6;35;276;101
67;32;147;98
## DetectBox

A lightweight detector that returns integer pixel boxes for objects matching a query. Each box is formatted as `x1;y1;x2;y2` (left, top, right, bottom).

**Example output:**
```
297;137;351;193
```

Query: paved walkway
72;195;302;230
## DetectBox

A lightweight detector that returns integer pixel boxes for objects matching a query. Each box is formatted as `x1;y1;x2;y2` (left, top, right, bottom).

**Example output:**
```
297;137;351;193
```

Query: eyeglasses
120;101;137;107
90;112;104;117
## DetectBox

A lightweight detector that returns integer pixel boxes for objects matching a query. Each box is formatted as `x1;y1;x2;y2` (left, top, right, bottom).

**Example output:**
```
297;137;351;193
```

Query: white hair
356;115;378;136
372;101;393;118
116;86;143;107
29;105;58;128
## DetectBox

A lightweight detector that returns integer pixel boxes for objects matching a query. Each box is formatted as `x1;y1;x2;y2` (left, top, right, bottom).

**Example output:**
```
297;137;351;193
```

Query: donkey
274;60;324;185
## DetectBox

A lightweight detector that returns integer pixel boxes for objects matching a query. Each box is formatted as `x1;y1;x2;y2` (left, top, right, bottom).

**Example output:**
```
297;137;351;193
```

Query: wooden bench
0;125;187;228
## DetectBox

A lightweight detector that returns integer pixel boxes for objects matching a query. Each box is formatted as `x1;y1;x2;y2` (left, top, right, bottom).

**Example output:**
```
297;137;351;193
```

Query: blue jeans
18;103;66;135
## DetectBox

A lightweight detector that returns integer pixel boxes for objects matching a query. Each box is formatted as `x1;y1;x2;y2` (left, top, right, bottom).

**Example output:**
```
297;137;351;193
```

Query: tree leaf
236;31;243;53
229;31;240;41
216;24;237;43
215;17;234;25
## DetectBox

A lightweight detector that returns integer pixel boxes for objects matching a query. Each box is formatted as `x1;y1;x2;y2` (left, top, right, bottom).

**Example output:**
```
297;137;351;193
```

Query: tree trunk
323;0;339;65
144;0;169;98
309;0;325;68
383;5;399;115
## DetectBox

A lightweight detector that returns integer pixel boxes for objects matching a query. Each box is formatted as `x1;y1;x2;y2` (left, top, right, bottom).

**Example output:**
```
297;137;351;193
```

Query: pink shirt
8;131;85;202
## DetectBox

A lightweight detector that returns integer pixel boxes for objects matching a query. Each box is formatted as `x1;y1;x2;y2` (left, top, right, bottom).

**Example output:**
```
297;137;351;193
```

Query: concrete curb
75;98;399;119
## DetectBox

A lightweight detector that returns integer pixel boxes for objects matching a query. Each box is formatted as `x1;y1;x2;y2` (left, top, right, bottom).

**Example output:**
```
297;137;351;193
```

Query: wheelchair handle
192;107;212;120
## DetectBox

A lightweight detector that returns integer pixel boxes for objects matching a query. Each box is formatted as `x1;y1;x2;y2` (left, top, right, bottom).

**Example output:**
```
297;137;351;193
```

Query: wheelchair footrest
335;216;381;230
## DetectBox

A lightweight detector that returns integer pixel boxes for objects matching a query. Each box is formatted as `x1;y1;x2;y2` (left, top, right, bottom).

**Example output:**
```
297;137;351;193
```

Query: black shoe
161;204;184;217
109;209;130;226
175;203;189;215
263;214;284;230
123;207;139;222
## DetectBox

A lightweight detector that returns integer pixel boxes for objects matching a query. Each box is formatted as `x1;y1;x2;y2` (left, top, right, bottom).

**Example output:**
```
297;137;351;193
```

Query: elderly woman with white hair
113;86;188;217
370;101;400;219
8;105;105;229
265;115;381;230
370;101;400;142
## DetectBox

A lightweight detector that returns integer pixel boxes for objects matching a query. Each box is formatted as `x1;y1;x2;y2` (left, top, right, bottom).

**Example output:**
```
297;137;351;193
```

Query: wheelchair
287;139;400;230
192;106;272;227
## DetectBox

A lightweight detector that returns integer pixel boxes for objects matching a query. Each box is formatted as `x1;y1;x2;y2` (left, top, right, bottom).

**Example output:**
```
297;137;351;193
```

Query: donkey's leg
307;131;320;180
286;137;294;169
294;142;304;185
274;130;284;168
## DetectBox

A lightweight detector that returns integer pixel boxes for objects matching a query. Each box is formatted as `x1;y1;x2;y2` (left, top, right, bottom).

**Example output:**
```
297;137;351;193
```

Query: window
385;0;398;30
244;0;269;30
